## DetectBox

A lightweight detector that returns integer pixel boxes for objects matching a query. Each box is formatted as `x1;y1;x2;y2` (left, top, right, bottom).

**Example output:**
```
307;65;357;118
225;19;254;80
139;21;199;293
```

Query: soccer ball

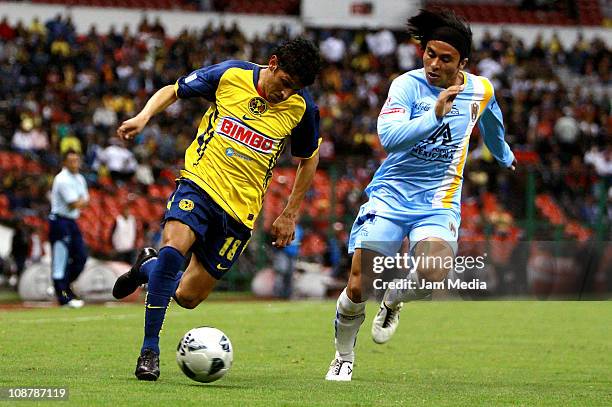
176;327;233;383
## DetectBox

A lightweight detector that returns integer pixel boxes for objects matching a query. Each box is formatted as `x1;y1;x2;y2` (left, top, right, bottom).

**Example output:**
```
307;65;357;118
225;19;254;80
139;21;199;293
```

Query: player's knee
174;290;207;309
413;239;454;282
418;265;449;282
346;282;362;303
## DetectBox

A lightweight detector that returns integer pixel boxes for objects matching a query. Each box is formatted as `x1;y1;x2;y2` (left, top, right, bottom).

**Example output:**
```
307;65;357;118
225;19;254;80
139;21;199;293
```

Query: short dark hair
62;149;80;161
407;9;472;60
272;37;321;87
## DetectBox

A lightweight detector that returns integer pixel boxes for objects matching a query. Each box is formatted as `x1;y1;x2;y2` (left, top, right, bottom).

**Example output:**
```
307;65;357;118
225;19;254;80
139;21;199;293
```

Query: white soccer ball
176;327;233;383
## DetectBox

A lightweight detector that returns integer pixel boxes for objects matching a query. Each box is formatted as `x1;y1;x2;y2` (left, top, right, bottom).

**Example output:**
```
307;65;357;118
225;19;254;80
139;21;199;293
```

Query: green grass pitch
0;300;610;406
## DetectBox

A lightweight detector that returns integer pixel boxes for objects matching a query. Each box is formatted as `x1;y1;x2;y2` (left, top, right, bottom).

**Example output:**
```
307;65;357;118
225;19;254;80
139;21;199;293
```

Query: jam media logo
471;102;479;122
248;97;268;116
217;117;277;154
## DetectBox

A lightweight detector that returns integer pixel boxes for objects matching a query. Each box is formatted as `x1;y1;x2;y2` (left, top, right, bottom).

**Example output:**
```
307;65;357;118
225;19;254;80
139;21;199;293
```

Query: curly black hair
272;37;321;87
407;9;473;59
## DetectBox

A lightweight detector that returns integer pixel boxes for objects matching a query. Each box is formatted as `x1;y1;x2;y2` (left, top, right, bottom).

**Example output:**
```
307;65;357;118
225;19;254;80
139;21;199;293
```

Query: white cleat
63;299;85;309
325;357;353;381
371;302;403;344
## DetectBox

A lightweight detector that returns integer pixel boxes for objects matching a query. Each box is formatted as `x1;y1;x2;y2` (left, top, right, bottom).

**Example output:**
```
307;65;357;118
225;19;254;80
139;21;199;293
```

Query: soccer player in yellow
112;38;322;381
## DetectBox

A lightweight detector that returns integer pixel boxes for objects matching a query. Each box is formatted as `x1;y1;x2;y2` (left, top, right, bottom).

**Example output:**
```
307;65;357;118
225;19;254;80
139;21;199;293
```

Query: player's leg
49;217;76;306
65;223;88;301
135;220;195;380
326;209;405;381
173;205;251;310
372;213;458;344
173;254;218;309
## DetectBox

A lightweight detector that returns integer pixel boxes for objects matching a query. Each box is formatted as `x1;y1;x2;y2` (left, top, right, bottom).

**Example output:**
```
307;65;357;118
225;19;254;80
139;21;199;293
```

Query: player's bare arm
272;152;319;248
117;85;178;140
68;198;88;210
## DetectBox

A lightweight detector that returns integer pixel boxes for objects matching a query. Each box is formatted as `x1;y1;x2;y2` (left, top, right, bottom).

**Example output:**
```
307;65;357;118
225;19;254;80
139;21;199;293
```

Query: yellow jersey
174;60;321;229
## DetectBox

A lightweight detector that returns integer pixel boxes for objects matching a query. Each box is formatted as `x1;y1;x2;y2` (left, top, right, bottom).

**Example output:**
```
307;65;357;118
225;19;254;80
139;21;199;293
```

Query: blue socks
141;246;185;355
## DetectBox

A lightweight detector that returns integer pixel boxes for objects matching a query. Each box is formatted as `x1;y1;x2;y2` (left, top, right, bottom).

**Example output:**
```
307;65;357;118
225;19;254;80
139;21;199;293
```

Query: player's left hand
271;214;296;248
508;158;517;171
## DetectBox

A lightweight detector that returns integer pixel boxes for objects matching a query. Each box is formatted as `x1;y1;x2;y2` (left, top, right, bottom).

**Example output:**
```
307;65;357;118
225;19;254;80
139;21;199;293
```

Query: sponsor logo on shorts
217;117;277;154
179;199;194;211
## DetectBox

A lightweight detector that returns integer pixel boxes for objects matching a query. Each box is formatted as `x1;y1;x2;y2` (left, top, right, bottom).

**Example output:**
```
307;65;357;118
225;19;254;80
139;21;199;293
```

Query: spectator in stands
11;117;49;156
111;206;138;263
94;138;138;183
320;30;346;64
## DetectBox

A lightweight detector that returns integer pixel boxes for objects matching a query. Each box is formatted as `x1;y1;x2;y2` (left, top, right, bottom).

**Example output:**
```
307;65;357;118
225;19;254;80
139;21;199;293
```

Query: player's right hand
117;115;148;140
435;85;464;119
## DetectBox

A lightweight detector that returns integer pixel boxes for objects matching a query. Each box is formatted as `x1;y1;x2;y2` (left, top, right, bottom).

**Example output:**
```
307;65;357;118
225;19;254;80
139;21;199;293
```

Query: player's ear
458;58;468;70
268;55;279;73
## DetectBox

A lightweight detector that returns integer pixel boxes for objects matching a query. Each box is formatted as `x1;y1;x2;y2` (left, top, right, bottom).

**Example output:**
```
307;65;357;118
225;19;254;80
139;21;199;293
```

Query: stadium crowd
0;14;609;286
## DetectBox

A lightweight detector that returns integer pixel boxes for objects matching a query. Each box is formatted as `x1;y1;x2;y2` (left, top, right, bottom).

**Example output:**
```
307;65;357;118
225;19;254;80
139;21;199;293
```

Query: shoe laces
141;349;158;368
331;359;343;375
382;303;401;328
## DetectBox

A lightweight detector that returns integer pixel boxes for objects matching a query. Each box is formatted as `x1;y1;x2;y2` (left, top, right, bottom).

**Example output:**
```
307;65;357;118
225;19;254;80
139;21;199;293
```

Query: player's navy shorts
163;178;252;279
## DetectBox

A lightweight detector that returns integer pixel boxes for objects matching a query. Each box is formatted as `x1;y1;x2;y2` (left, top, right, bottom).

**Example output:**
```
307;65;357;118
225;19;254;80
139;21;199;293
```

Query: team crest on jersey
248;97;268;116
471;102;479;123
179;199;194;211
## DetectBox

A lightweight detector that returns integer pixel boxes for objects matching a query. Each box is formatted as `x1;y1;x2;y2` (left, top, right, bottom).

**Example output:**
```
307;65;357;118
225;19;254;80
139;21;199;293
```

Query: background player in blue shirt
326;9;516;381
49;150;89;308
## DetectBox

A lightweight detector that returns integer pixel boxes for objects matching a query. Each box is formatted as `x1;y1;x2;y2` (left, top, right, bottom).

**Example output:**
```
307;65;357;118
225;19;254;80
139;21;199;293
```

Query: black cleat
135;348;160;381
112;247;157;299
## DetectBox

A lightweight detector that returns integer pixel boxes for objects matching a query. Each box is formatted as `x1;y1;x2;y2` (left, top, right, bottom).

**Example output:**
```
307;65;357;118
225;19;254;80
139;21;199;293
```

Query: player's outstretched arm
117;85;178;140
478;89;516;171
272;152;319;248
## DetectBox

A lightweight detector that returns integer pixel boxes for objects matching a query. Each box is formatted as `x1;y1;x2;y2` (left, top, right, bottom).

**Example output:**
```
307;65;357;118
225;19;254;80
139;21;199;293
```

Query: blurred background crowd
0;1;609;296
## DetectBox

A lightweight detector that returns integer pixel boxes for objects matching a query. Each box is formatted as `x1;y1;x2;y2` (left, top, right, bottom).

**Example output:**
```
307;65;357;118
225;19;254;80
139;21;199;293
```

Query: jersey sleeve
174;60;245;102
377;75;442;153
290;91;321;159
478;90;515;168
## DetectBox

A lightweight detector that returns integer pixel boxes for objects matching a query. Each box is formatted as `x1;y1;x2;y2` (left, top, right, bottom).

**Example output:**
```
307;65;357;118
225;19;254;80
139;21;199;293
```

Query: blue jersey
366;68;514;221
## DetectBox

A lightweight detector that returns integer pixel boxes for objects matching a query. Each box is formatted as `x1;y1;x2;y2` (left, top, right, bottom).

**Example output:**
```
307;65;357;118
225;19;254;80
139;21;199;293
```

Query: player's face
423;41;467;88
64;153;81;174
264;55;302;104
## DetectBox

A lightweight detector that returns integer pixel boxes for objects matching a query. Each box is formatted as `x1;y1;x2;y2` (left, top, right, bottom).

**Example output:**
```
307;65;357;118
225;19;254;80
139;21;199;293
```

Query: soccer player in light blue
326;9;516;381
